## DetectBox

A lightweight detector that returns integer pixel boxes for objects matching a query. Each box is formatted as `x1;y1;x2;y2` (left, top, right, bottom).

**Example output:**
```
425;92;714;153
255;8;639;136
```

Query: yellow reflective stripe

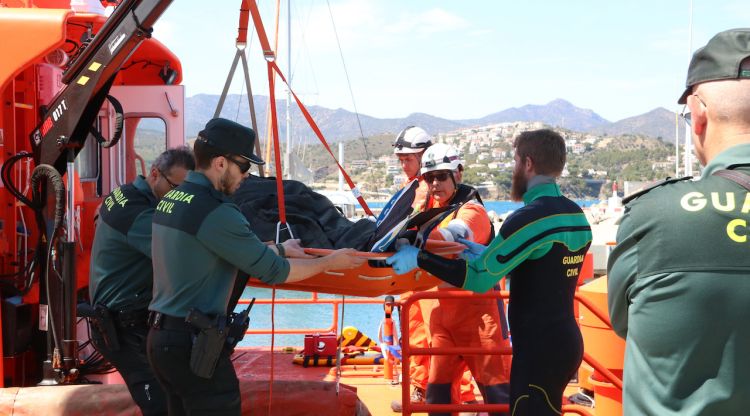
511;395;529;416
529;384;562;415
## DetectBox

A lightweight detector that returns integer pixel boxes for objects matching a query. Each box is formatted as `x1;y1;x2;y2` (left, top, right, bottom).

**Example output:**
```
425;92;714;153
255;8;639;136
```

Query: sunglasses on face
226;156;251;174
423;171;451;183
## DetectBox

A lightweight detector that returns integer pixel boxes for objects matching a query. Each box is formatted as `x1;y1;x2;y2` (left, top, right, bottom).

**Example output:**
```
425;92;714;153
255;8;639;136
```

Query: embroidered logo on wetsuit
562;254;585;278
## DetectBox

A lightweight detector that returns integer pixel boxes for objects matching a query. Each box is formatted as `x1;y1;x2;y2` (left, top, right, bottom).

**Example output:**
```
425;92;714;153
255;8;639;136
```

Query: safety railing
236;294;384;335
399;289;622;416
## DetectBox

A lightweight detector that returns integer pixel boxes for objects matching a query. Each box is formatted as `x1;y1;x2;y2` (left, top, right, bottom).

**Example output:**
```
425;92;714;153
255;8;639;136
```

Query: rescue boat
0;1;625;415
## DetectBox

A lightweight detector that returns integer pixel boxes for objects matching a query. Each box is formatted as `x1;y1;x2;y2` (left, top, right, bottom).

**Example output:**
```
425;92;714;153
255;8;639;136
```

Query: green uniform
608;143;750;415
149;171;290;317
90;175;155;310
88;176;168;415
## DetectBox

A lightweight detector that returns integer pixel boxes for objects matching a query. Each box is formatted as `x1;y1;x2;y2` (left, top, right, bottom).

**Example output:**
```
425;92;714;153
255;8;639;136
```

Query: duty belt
114;308;149;327
148;311;193;332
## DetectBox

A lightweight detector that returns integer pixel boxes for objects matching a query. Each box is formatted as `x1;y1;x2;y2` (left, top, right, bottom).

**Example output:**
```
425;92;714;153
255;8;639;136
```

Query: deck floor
0;348;600;415
233;348;593;415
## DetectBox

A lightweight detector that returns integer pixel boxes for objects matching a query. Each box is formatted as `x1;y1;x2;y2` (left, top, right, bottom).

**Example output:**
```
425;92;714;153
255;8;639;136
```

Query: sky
153;0;750;122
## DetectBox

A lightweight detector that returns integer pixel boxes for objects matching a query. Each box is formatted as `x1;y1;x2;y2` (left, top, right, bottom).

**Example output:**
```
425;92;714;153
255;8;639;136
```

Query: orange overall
400;178;478;400
400;177;443;395
426;199;511;412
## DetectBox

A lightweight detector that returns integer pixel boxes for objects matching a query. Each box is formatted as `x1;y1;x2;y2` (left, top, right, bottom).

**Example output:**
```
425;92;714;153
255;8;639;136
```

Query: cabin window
130;117;167;177
75;131;99;180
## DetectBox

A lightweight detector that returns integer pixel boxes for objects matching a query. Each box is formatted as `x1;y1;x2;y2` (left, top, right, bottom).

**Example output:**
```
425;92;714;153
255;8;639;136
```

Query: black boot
425;383;452;416
477;383;511;416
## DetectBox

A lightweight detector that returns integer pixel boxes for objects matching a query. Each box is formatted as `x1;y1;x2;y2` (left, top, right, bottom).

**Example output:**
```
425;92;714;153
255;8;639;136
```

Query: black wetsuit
416;182;592;415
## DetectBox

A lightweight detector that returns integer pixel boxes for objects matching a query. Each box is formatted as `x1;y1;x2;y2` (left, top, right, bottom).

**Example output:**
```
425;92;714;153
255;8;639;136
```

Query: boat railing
235;294;384;335
399;289;621;416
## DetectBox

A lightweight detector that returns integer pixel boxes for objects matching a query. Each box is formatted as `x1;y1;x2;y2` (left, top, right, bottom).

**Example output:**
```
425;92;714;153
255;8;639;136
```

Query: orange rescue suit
426;198;511;397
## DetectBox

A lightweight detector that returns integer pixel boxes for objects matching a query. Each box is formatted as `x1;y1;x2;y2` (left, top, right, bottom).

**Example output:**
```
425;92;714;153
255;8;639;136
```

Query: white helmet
421;143;462;174
393;126;433;154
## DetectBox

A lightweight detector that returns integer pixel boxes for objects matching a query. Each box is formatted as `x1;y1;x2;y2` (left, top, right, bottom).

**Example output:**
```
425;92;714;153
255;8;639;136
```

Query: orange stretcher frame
246;241;465;297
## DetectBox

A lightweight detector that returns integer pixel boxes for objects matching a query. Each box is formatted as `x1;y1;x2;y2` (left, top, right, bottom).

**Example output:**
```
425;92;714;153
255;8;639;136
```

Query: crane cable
325;0;370;160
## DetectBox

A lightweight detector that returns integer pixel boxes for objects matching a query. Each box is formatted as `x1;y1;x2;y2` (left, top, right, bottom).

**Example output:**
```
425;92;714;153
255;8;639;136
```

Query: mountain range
184;95;684;145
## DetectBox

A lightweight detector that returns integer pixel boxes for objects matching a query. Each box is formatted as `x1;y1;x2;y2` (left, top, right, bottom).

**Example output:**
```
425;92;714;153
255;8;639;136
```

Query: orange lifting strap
245;0;374;224
237;1;466;297
236;0;250;45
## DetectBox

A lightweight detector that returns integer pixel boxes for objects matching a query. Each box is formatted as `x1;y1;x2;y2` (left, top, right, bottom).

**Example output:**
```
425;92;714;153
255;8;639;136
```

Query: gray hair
152;146;195;173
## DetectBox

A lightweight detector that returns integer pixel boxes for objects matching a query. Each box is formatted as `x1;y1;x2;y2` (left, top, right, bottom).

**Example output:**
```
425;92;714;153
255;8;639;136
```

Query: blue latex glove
385;245;420;275
458;238;487;261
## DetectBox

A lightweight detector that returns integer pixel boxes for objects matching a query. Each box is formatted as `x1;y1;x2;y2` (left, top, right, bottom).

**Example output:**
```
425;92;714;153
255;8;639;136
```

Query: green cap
678;28;750;104
197;118;264;165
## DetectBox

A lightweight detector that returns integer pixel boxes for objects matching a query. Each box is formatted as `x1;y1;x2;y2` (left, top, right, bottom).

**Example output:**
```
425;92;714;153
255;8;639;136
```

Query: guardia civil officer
89;147;195;416
146;118;364;415
608;28;750;415
388;129;592;415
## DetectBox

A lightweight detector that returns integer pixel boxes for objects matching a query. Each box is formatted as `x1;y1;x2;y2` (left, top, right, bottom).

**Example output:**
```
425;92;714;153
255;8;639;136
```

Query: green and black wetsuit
417;181;592;416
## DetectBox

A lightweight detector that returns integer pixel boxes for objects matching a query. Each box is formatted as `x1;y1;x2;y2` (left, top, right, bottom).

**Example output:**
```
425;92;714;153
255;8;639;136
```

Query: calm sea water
239;199;599;347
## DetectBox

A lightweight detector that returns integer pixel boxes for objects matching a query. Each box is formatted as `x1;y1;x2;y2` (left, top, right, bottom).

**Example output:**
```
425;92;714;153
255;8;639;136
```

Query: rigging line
234;76;246;122
325;0;370;160
290;0;321;99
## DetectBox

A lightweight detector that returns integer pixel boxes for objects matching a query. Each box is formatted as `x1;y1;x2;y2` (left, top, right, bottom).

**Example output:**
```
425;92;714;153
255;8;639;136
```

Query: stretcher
246;240;465;297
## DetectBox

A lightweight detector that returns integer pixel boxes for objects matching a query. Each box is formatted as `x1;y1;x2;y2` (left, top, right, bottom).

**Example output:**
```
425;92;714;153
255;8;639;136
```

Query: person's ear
692;99;708;136
212;155;227;171
524;156;535;175
149;167;159;180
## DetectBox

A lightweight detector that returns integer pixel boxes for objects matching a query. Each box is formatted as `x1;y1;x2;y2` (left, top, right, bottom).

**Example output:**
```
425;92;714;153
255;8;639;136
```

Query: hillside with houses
303;121;682;200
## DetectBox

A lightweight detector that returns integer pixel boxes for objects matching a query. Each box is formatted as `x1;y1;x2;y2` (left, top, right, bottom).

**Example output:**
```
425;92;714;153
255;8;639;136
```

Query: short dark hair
193;138;224;170
513;129;566;176
152;146;195;173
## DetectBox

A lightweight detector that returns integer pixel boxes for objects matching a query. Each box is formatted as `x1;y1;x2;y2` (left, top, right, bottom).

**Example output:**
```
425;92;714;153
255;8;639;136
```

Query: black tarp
232;176;376;250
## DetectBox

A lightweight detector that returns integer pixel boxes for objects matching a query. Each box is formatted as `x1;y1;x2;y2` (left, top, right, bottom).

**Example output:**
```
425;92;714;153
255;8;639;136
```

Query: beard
510;167;527;202
219;169;235;195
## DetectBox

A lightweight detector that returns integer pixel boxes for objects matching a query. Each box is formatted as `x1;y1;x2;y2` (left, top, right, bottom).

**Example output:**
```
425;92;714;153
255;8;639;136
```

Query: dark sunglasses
423;171;451;183
158;169;179;189
225;155;251;174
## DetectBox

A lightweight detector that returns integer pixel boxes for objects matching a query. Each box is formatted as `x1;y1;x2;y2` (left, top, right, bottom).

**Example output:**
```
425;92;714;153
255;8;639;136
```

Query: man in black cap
146;118;364;415
608;28;750;415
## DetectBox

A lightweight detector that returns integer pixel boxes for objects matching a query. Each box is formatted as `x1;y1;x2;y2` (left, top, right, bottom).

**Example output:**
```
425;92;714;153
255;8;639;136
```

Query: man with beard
147;118;365;415
387;129;592;416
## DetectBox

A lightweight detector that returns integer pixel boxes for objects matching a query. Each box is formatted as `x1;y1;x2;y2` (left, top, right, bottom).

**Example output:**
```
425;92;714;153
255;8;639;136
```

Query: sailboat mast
683;0;694;177
285;0;292;179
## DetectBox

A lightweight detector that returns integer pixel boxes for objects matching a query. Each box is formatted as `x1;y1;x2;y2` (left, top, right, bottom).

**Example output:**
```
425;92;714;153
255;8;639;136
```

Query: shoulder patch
99;182;156;235
622;176;693;205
